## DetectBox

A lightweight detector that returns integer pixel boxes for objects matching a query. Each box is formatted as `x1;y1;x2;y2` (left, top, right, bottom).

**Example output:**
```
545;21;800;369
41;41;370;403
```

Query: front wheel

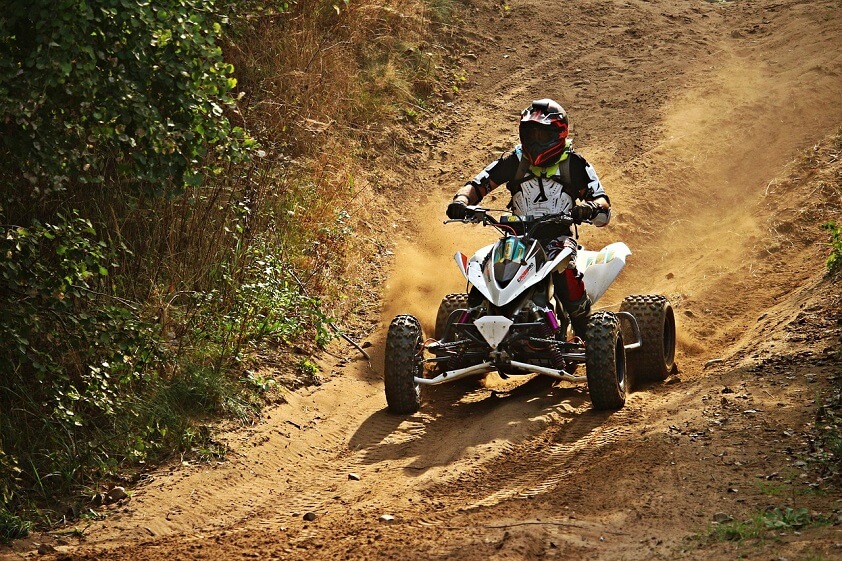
585;311;627;410
384;315;423;414
620;295;676;383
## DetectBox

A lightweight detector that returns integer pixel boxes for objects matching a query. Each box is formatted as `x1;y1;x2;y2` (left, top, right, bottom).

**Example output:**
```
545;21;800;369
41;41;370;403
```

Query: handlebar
445;206;583;237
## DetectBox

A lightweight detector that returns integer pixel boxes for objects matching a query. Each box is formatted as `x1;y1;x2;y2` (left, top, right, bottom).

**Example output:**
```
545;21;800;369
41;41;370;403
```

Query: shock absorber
540;311;566;370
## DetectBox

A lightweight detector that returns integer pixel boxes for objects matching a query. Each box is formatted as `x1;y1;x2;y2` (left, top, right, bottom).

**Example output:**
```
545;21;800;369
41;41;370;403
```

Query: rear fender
576;242;631;305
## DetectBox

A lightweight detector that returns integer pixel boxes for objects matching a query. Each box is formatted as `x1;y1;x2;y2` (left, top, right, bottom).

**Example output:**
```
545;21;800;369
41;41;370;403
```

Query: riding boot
564;293;592;341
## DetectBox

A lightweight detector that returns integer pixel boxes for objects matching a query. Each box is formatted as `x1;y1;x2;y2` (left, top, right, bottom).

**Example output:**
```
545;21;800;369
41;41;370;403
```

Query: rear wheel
434;293;469;340
585;311;627;410
620;295;676;383
384;315;423;414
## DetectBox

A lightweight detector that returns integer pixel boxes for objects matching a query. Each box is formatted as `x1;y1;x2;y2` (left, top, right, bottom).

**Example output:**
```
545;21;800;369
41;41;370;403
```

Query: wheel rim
615;335;626;392
413;337;423;385
663;306;676;367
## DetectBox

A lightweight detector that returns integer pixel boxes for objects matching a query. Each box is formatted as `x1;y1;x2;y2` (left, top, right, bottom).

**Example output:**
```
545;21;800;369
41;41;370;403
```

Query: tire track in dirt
224;381;564;532
242;380;594;535
420;401;643;515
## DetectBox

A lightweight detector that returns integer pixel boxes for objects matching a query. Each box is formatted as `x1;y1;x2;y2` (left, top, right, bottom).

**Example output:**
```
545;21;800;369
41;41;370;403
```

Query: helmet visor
522;125;557;145
520;122;565;165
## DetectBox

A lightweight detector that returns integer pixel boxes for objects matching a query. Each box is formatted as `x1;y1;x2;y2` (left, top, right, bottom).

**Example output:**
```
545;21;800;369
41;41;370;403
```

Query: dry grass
213;0;464;322
227;1;443;155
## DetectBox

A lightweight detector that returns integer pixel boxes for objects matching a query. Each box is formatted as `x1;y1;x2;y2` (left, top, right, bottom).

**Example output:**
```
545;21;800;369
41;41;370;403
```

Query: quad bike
384;206;676;414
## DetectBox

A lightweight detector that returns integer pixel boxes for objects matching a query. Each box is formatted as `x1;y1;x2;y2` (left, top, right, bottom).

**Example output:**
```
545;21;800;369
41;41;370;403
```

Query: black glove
446;201;468;220
571;201;598;222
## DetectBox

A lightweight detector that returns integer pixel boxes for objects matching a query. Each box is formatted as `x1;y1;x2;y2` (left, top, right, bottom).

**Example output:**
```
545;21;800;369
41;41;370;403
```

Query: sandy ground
5;0;842;559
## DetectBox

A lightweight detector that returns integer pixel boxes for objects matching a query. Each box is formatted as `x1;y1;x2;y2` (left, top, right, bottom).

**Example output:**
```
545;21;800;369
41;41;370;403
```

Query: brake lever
442;213;485;225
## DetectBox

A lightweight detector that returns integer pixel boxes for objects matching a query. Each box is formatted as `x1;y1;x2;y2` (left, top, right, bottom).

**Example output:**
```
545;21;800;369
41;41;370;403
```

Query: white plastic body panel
576;242;631;305
454;244;573;307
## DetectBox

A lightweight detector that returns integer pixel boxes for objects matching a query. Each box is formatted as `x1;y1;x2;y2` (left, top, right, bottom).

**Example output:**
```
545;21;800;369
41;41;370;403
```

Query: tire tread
585;311;626;410
620;295;675;383
434;293;469;340
384;315;423;414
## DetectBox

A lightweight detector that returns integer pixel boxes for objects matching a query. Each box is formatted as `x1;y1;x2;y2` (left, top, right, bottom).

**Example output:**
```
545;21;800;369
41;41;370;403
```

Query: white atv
384;206;676;414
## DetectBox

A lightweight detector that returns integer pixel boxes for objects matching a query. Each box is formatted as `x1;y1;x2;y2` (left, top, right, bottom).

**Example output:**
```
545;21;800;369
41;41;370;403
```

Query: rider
445;98;611;340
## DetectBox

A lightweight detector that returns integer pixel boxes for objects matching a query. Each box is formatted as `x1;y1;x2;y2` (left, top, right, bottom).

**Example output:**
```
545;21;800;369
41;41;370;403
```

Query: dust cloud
381;197;498;334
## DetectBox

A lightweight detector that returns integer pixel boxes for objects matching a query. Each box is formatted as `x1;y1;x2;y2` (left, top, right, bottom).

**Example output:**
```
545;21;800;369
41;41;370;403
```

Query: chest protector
507;146;578;217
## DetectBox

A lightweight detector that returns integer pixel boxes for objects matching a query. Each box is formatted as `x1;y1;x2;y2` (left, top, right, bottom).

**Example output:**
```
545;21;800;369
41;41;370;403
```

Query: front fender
454;251;470;279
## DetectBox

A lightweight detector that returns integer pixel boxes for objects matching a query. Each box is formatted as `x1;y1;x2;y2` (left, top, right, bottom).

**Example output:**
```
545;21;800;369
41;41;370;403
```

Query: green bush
0;208;338;536
0;212;158;385
171;236;337;370
822;221;842;274
0;0;456;539
0;213;164;520
0;506;30;542
0;0;251;196
708;507;830;543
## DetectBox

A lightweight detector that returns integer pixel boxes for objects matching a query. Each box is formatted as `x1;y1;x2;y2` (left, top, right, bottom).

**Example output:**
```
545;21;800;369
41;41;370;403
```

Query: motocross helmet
519;99;569;167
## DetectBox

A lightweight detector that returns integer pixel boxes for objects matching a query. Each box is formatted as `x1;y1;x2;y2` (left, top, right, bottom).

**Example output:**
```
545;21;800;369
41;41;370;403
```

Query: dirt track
9;0;842;559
